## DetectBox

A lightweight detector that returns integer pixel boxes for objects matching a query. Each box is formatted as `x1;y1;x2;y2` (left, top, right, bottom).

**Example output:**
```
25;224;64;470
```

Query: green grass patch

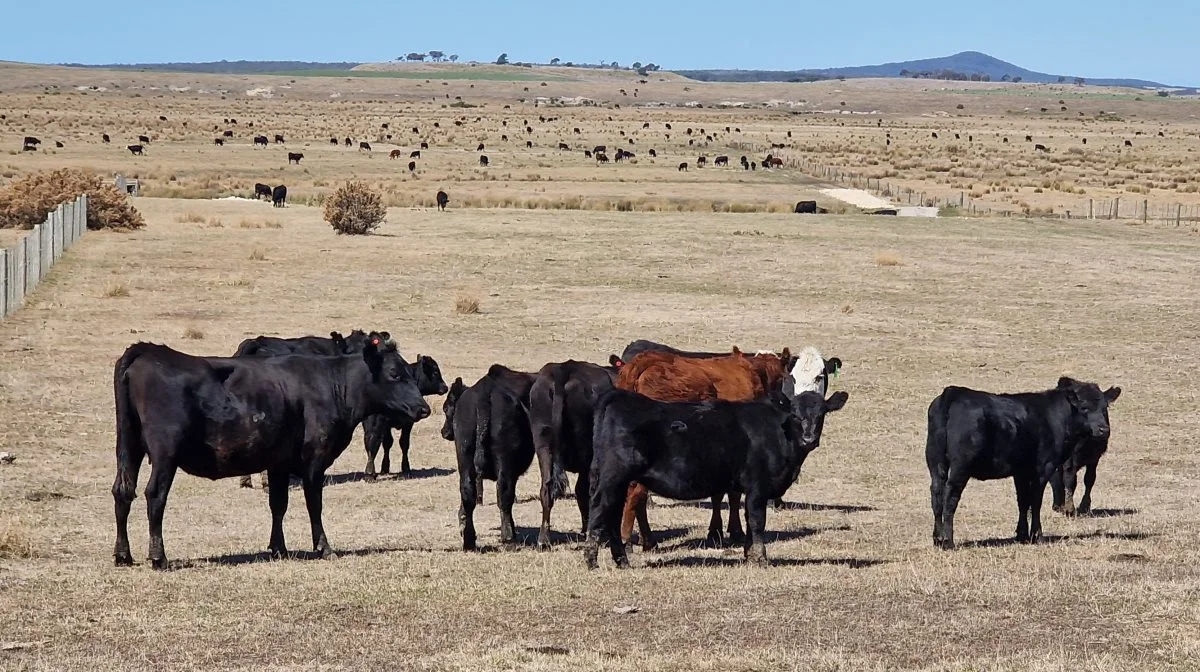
263;69;564;81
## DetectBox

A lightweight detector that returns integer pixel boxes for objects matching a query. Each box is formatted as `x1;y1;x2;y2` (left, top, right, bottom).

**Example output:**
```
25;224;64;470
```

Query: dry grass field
1;196;1199;670
2;62;1200;670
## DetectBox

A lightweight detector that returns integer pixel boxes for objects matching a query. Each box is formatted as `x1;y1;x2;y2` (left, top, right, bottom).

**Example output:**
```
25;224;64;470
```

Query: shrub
455;295;480;314
324;181;386;235
0;168;145;230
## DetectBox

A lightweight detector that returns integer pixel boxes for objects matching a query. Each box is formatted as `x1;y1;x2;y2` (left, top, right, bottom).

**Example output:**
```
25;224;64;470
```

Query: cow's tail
473;381;491;484
925;389;951;475
547;368;570;500
113;344;154;503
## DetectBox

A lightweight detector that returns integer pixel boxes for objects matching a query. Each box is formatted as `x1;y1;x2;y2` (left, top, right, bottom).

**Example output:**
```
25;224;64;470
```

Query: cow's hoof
114;553;134;567
150;556;169;571
935;539;955;550
269;546;288;559
320;547;338;560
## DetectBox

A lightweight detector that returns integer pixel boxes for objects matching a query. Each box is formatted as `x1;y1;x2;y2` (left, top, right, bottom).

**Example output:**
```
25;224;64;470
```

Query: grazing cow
436;190;449;211
526;141;533;148
138;135;150;144
345;137;353;147
53;140;63;148
794;200;818;214
274;134;285;144
501;135;508;142
1003;137;1009;143
254;183;273;201
593;145;606;154
410;150;421;159
648;149;656;157
926;378;1120;549
528;360;618;548
477;143;485;151
697;156;707;167
253;135;268;147
740;156;749;169
585;388;848;568
359;141;372;152
408;161;416;172
678;162;688;172
614;149;626;162
595;153;609;164
389;149;402;159
574;127;581;134
1035;144;1048;153
1050;377;1114;516
22;145;36;152
479;155;489;167
224;130;235;138
102;134;111;144
421;141;429;149
1124;140;1133;147
127;145;144;156
287;152;303;164
714;155;729;166
932;132;938;139
1026;135;1033;142
272;185;287;207
363;355;450;478
769;157;784;168
23;136;41;148
558;142;570;151
214;138;225;146
440;366;538;550
330;137;339;145
111;335;430;569
584;150;592;158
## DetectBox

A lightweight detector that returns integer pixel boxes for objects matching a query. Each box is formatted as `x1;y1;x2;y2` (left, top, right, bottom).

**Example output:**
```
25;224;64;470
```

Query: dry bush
182;327;204;340
102;282;130;298
875;251;904;266
0;523;35;559
324;181;386;235
248;248;266;261
455;295;481;314
0;168;144;230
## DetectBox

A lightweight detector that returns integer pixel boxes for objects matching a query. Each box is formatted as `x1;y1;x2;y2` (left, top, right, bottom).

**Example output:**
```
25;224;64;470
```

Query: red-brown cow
615;347;791;549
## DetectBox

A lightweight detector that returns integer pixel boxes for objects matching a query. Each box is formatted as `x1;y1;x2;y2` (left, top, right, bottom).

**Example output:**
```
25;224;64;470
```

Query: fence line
0;194;88;319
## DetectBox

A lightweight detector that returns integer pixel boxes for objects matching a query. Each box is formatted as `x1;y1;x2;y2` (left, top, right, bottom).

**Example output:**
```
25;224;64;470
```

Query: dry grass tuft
175;211;206;223
875;251;904;266
248;247;267;261
0;524;36;559
102;281;130;298
455;295;481;314
182;326;204;340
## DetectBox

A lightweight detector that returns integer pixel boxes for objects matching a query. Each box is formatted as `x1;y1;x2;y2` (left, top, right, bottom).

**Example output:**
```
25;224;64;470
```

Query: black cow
648;148;656;157
440;365;538;550
926;379;1120;549
363;355;449;478
127;145;144;156
111;335;429;569
330;137;339;145
1124;140;1133;147
436;190;449;211
595;153;609;164
528;360;618;548
479;155;489;167
593;145;606;154
224;130;235;138
477;143;485;151
138;135;150;144
740;156;749;169
102;134;111;144
272;185;287;207
345;137;353;147
678;162;687;171
253;135;269;147
714;155;729;166
410;150;421;158
275;134;285;144
585;389;848;568
794;200;818;214
1050;377;1114;516
54;140;63;148
22;145;36;152
288;152;303;164
254;183;273;201
558;142;570;151
697;156;707;167
584;150;592;158
1035;144;1048;152
407;161;416;172
420;141;429;150
214;138;225;146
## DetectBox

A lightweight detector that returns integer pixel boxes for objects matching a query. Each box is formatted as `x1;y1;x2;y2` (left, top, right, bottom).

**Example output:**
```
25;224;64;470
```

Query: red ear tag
371;338;381;346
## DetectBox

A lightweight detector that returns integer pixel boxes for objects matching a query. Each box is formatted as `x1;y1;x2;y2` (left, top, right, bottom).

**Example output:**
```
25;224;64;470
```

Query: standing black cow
272;185;287;207
287;152;303;164
794;200;818;214
926;379;1120;549
253;135;269;147
214;138;225;146
479;155;489;167
127;145;144;156
363;355;449;478
440;365;537;551
274;134;285;144
1050;377;1114;516
254;183;273;201
528;360;617;548
111;335;430;569
138;135;151;144
359;141;372;152
585;389;848;568
101;134;111;144
714;155;729;166
436;190;449;211
410;150;421;159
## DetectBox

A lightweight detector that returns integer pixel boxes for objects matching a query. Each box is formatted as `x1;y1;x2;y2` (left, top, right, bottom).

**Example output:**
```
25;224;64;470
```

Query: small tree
1073;77;1086;86
550;57;560;65
631;61;642;70
428;50;444;62
448;54;459;62
495;53;508;65
1012;76;1023;83
324;182;385;235
406;52;426;62
1057;76;1066;83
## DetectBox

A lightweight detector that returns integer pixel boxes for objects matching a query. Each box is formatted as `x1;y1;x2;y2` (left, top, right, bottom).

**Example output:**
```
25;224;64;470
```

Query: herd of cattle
110;328;1120;570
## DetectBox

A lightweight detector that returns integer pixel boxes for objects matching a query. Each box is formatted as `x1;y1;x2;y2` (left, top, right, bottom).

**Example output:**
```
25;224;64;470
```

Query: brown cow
615;347;792;549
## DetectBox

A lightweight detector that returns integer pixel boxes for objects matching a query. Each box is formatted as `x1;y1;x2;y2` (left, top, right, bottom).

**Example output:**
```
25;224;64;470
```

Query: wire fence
0;194;89;319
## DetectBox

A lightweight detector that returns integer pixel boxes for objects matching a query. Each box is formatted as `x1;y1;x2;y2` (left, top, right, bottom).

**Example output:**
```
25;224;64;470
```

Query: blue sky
5;0;1196;85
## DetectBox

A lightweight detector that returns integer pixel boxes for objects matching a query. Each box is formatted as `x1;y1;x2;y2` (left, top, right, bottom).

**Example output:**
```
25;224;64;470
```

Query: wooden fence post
1142;199;1148;225
1088;199;1093;220
1177;204;1183;227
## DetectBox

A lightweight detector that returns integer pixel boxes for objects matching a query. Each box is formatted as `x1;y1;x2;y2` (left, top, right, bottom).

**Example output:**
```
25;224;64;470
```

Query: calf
112;335;430;569
440;365;537;550
436;190;449;211
926;378;1120;549
585;389;848;568
1050;376;1114;516
528;360;618;548
479;155;489;167
389;149;402;159
254;183;273;201
272;185;287;207
287;152;303;165
363;355;450;478
274;134;285;144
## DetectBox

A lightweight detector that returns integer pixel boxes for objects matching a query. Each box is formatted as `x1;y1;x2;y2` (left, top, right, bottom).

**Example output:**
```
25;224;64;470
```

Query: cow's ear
732;345;742;356
362;337;383;374
825;358;843;376
330;331;342;340
1057;376;1077;389
609;355;624;368
1104;386;1122;403
825;391;849;413
779;347;790;362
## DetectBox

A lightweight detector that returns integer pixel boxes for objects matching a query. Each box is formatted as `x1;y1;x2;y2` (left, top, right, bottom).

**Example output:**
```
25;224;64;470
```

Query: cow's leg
301;472;335;559
743;494;769;566
475;473;485;506
706;495;725;547
363;419;381;480
938;470;968;550
1013;477;1032;542
396;422;413;475
496;466;518;545
727;492;744;543
267;466;290;557
112;432;145;567
1078;463;1098;515
380;428;396;475
620;482;654;549
1052;465;1077;515
929;462;948;546
143;455;179;571
260;470;269;490
535;439;557;550
574;470;590;536
585;476;631;569
459;467;478;551
1028;479;1047;543
238;474;253;489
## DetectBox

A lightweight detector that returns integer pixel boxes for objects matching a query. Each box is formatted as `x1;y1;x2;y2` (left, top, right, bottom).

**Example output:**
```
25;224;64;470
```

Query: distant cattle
794;200;818;214
696;156;707;167
22;145;36;152
408;161;416;172
740;156;749;169
584;150;592;158
526;140;533;148
287;152;303;164
1035;144;1048;152
213;138;225;146
665;123;672;130
648;148;656;157
573;127;581;134
1124;140;1133;147
101;134;111;144
585;387;848;568
501;135;508;142
274;134;285;144
254;183;272;200
593;145;606;154
678;162;688;171
330;137;339;145
558;142;570;151
1026;135;1033;142
440;366;538;550
410;150;421;159
253;135;269;147
138;135;150;144
272;185;287;207
389;149;402;159
926;378;1119;549
23;136;41;148
436;190;449;211
595;153;609;164
359;141;372;152
55;141;64;148
714;155;729;167
479;155;489;167
931;132;938;139
127;145;144;156
421;142;429;149
345;137;353;147
477;143;485;151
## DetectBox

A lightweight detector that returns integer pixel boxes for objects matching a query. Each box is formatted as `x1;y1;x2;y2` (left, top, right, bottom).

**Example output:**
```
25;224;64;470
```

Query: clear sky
4;0;1196;85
